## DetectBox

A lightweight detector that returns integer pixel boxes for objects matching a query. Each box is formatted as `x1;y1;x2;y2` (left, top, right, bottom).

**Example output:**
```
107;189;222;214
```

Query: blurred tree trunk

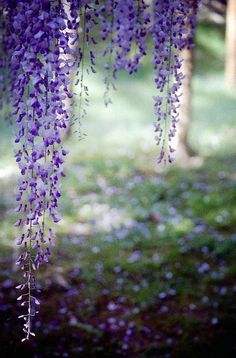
175;47;195;164
225;0;236;88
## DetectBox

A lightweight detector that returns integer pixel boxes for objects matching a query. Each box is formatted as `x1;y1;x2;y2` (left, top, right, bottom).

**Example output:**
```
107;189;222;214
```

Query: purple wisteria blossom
4;0;77;341
152;0;199;164
98;0;150;105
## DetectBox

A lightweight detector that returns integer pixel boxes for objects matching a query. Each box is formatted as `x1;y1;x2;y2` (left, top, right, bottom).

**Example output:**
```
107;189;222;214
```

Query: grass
0;21;236;357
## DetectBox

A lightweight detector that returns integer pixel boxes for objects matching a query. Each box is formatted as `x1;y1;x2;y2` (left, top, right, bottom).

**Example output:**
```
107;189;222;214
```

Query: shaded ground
0;155;236;357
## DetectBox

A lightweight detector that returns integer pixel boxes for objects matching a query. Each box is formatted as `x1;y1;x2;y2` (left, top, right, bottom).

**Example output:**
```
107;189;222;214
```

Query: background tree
175;46;195;164
225;0;236;88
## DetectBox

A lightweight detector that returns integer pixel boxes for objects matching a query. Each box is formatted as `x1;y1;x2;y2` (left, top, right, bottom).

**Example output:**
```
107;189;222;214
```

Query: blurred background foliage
0;1;236;357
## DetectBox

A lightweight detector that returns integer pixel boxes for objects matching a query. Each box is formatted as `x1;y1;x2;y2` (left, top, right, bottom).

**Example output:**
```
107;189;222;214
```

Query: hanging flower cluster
0;0;200;341
98;0;150;105
152;0;199;164
101;0;150;73
70;1;99;132
3;0;79;341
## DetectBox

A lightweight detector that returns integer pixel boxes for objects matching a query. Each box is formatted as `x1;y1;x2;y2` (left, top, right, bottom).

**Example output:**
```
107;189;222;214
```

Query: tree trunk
225;0;236;88
175;47;195;164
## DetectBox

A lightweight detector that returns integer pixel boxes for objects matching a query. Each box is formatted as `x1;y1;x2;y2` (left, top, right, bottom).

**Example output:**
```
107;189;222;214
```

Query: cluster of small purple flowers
71;1;98;129
99;0;150;105
0;0;199;340
152;0;199;164
104;0;150;74
3;0;79;341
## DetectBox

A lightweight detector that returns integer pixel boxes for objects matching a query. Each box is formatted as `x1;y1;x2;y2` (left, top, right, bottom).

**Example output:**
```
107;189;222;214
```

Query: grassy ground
0;22;236;357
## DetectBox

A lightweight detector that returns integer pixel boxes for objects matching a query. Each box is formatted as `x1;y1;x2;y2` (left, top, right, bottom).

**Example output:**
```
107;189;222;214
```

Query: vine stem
78;6;86;127
25;92;34;340
104;0;115;105
26;218;32;340
163;11;174;163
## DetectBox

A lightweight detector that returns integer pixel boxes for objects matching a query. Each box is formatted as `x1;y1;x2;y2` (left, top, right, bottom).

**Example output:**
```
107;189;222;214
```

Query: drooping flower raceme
98;0;151;105
0;0;200;341
4;0;78;341
152;0;199;164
